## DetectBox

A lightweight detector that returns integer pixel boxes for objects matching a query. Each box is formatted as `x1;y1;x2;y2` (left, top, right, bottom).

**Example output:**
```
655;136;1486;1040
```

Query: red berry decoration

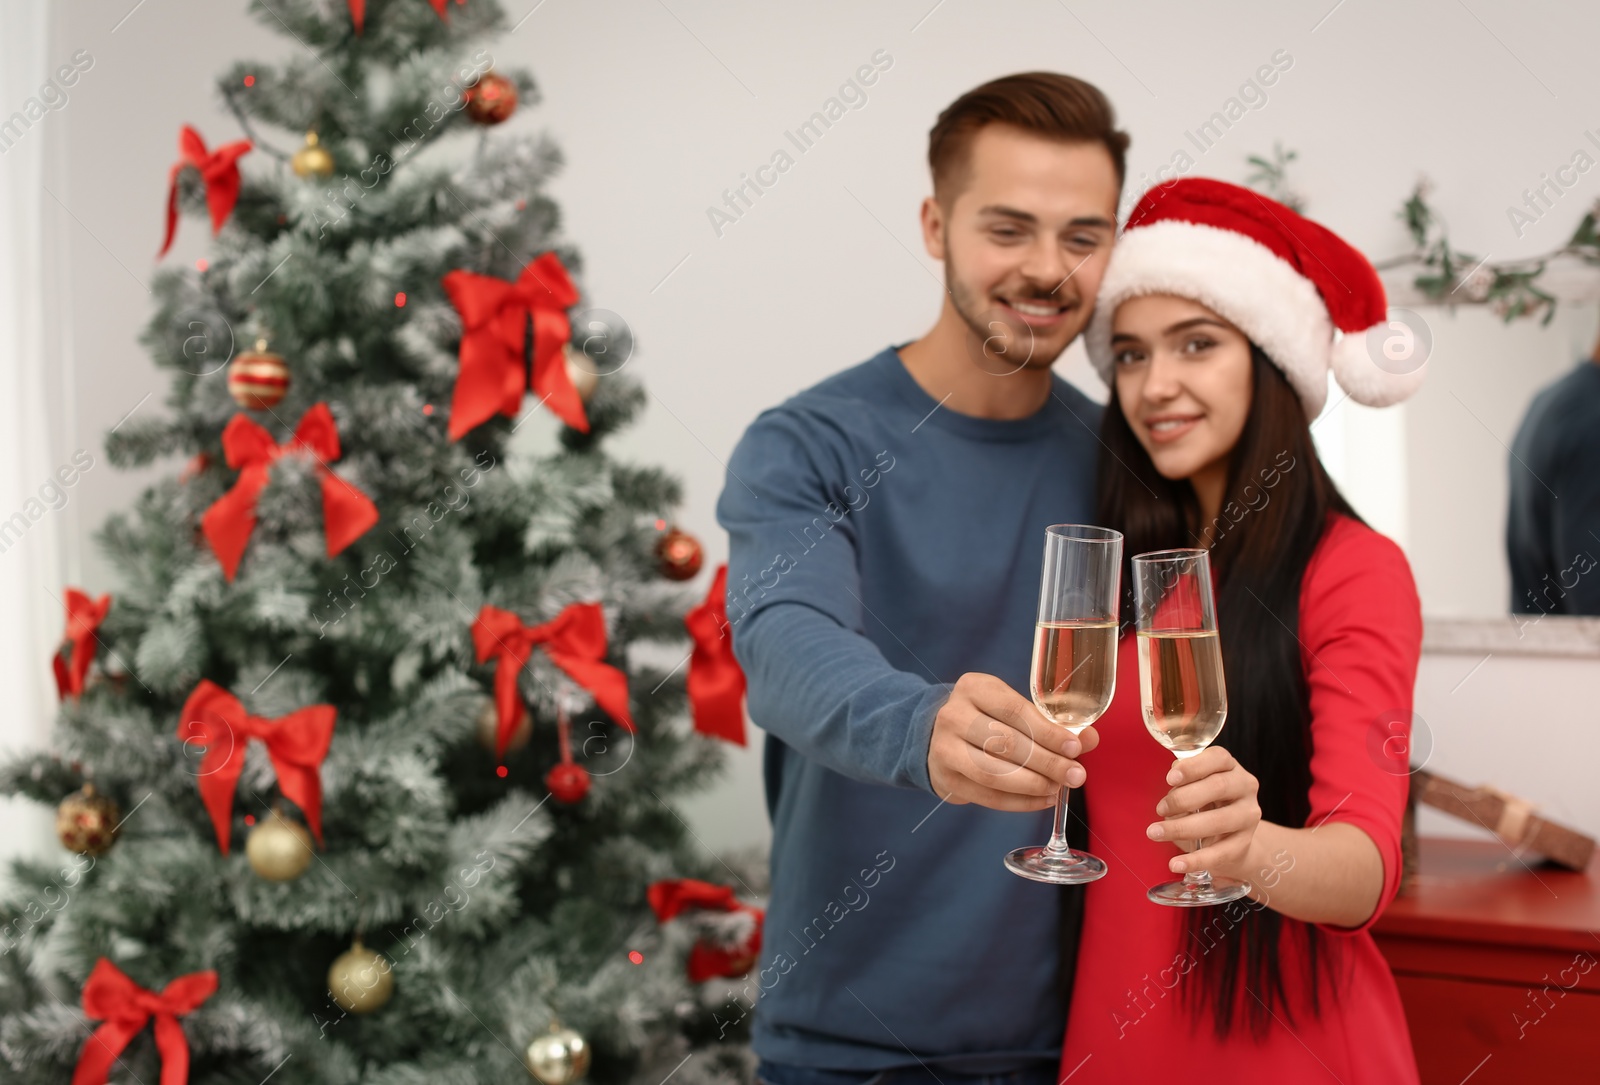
655;526;703;581
546;762;591;804
465;72;518;125
544;703;592;804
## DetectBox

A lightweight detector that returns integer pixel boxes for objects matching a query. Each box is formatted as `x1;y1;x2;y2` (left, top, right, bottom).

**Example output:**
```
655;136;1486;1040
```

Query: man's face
923;124;1120;372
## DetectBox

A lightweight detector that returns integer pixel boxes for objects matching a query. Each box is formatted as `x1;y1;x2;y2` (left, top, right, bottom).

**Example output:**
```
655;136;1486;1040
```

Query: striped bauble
227;339;291;409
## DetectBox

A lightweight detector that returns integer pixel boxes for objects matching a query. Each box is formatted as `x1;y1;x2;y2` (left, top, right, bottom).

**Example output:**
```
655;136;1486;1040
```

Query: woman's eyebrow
1161;317;1229;334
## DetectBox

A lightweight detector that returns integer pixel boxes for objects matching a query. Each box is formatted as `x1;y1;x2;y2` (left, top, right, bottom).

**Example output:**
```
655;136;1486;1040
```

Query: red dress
1059;514;1421;1083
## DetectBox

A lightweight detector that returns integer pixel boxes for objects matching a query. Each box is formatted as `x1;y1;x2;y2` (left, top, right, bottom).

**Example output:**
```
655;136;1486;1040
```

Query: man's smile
996;294;1075;327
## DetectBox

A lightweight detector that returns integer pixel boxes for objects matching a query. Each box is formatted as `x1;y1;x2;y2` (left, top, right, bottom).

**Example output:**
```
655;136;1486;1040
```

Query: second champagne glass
1132;547;1250;906
1004;524;1122;885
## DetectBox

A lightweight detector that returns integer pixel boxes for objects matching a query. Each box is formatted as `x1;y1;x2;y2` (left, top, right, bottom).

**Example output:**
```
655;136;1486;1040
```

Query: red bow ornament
684;563;747;746
54;589;113;701
471;601;633;760
647;878;764;982
442;252;589;440
158;125;252;258
73;958;217;1085
200;402;379;582
177;679;336;855
347;0;464;33
649;878;741;919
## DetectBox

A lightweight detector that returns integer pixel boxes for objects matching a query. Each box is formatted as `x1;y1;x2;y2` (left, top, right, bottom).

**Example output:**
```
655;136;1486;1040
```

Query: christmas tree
0;1;759;1082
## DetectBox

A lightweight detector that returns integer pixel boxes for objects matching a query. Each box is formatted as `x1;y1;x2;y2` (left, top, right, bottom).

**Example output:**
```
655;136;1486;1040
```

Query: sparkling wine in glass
1004;524;1122;885
1132;547;1249;906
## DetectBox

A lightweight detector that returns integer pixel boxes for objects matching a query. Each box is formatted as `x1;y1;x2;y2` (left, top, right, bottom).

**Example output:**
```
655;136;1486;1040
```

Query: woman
1061;177;1425;1082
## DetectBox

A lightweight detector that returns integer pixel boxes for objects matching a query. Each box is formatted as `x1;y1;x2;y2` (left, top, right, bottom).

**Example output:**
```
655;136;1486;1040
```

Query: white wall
22;0;1600;853
1415;644;1600;842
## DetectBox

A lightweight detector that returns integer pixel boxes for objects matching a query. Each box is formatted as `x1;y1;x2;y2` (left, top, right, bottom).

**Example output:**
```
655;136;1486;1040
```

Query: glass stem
1184;835;1212;889
1045;786;1071;854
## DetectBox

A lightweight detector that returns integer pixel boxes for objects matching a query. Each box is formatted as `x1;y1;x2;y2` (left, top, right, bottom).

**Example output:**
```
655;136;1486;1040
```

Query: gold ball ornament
655;527;704;581
475;696;532;754
465;71;518;125
245;809;314;881
328;940;394;1014
56;784;120;857
291;131;335;178
524;1021;590;1085
563;343;599;404
227;339;291;410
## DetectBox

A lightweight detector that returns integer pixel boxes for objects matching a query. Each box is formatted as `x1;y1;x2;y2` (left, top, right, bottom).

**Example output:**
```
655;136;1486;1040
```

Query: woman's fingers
1148;802;1258;844
1158;755;1258;817
1148;750;1262;878
1172;834;1253;875
1162;746;1233;786
1159;771;1249;816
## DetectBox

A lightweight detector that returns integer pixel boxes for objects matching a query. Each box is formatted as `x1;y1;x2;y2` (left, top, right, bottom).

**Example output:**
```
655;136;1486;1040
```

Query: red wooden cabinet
1373;837;1600;1084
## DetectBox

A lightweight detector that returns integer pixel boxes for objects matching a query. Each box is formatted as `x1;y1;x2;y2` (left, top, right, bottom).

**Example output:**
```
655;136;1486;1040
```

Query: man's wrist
911;682;956;794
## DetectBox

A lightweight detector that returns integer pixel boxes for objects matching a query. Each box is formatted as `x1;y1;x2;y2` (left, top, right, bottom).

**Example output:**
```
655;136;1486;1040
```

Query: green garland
1244;142;1306;214
1379;180;1579;325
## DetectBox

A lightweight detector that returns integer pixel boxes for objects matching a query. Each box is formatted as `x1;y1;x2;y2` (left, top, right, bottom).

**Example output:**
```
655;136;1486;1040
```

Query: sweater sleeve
1504;401;1555;620
714;406;954;793
1296;519;1422;936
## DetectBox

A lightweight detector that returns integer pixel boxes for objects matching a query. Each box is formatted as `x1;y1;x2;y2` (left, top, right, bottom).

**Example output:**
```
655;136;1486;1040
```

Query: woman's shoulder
1300;512;1421;621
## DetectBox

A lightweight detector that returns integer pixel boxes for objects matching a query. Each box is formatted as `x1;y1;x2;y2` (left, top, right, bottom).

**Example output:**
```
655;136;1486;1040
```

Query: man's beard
945;258;1076;375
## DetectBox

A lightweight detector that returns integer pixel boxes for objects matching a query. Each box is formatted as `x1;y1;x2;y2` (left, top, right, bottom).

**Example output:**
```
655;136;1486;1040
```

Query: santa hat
1085;177;1425;418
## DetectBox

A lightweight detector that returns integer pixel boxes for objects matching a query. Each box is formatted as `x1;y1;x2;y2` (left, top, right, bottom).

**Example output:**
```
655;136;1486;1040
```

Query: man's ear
919;195;948;262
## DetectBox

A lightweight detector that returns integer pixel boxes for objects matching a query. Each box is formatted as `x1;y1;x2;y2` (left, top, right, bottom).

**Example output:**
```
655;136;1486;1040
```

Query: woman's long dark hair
1096;343;1361;1040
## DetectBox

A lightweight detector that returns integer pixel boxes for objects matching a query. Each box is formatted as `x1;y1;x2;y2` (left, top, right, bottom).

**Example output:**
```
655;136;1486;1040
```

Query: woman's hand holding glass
1146;745;1261;882
1132;547;1252;906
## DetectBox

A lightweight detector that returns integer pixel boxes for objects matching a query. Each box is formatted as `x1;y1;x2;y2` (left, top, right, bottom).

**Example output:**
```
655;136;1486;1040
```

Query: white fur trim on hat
1085;220;1334;419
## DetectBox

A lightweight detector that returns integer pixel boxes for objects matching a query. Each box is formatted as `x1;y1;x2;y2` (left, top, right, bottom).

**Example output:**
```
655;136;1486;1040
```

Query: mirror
1321;299;1600;623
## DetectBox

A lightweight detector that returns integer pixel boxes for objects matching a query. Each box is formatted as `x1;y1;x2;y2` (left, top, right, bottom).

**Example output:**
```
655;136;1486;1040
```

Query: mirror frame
1424;614;1600;656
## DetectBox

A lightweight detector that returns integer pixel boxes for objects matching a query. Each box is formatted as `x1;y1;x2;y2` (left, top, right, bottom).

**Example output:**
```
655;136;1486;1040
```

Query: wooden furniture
1373;836;1600;1084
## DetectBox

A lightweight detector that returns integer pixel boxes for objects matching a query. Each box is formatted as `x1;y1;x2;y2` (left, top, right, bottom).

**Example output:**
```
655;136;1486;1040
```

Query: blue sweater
715;344;1104;1074
1507;359;1600;614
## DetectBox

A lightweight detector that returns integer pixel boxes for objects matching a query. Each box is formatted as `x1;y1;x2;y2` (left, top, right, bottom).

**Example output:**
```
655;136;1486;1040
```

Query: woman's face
1110;293;1254;483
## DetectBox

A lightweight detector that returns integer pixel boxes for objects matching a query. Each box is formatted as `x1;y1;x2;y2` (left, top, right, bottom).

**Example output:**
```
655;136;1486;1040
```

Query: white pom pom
1330;324;1427;407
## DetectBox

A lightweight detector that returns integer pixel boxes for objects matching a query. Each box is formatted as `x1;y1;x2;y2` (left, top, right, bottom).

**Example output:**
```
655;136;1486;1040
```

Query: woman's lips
1144;415;1200;444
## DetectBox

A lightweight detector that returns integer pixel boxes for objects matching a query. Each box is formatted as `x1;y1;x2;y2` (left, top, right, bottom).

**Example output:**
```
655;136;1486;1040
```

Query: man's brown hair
927;72;1130;207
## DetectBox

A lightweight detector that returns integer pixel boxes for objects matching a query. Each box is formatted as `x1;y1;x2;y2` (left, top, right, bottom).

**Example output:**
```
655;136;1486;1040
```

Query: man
716;73;1128;1085
1507;325;1600;616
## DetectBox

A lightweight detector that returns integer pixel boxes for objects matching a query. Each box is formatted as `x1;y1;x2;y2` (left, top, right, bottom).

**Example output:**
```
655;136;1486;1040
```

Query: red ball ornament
546;762;590;804
465;72;518;125
655;527;704;581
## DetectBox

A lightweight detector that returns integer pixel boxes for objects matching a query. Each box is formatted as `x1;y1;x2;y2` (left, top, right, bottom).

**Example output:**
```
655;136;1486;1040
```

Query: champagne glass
1004;524;1122;885
1132;548;1250;906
